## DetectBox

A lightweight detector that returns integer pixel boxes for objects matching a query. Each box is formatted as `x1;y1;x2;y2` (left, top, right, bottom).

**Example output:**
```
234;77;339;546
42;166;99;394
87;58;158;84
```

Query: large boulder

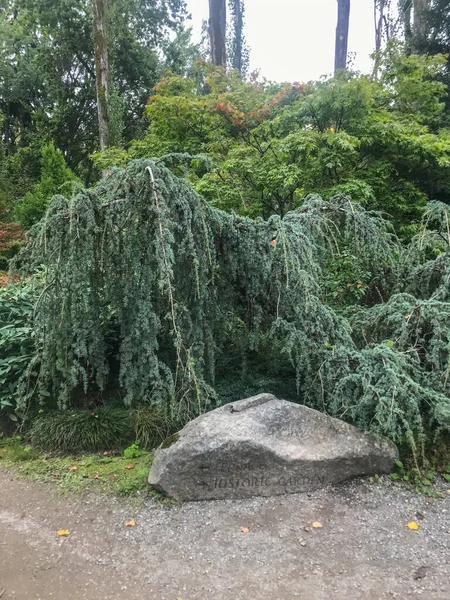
148;394;398;501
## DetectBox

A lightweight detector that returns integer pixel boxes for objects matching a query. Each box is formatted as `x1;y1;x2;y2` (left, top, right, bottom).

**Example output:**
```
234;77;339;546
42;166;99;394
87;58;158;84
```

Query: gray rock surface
149;394;398;501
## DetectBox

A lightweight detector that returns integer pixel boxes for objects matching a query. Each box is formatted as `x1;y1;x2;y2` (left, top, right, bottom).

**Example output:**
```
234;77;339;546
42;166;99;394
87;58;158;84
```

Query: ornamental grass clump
29;408;133;453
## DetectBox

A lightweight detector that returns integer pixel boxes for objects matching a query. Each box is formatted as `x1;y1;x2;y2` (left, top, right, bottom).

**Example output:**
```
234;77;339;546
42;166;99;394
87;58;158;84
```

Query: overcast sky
185;0;382;82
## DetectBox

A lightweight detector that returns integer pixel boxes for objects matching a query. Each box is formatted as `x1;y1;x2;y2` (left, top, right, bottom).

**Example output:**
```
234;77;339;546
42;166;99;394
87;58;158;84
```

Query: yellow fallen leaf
407;521;419;530
312;522;323;528
125;519;136;527
241;527;249;533
57;529;70;536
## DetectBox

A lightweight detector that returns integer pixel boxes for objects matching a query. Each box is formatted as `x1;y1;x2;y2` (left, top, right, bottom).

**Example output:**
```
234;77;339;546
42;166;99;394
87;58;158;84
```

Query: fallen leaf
69;466;77;472
94;473;100;480
124;464;135;470
414;566;427;580
57;530;70;536
125;519;136;527
241;527;249;533
407;521;419;530
416;512;425;521
312;522;323;529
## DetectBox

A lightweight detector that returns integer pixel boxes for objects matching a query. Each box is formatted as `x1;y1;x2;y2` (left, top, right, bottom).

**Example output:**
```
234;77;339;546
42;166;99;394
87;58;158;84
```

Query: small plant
442;466;450;483
123;442;141;459
389;459;447;496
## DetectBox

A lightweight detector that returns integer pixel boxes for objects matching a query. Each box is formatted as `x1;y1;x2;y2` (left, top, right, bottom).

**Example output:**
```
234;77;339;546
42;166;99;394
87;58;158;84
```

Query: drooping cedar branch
16;160;450;452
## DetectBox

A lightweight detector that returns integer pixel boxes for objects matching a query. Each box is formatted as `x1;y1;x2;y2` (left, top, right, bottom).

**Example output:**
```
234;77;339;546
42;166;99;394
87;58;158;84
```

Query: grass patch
0;437;158;497
29;408;134;453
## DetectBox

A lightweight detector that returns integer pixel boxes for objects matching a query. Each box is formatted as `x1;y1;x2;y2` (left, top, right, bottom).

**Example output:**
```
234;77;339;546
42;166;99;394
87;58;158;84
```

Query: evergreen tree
15;143;79;227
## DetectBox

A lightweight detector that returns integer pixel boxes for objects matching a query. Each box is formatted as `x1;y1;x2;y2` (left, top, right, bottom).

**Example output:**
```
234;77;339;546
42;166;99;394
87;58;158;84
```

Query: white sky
185;0;380;82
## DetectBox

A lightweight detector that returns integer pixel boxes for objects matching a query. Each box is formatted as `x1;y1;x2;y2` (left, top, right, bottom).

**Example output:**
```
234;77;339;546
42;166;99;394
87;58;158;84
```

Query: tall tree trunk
334;0;351;73
231;0;244;72
403;0;413;48
413;0;430;38
93;0;109;151
373;0;389;78
209;0;227;67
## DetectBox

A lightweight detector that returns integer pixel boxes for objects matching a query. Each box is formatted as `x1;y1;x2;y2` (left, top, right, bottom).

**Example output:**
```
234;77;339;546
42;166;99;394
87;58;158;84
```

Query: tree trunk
373;0;389;78
93;0;109;151
403;0;413;48
209;0;227;67
413;0;430;38
334;0;351;73
231;0;244;72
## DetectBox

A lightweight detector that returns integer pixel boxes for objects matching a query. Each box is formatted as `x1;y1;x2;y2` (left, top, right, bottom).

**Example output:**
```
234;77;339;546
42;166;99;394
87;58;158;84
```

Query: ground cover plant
0;436;155;496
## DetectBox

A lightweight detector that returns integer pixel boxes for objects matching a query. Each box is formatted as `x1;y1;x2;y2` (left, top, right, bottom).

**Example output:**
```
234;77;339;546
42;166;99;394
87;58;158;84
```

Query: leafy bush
0;278;37;422
29;408;133;453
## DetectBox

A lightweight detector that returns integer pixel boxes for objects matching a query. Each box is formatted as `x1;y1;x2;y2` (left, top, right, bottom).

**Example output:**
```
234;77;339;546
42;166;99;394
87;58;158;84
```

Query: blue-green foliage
14;161;389;416
10;160;450;452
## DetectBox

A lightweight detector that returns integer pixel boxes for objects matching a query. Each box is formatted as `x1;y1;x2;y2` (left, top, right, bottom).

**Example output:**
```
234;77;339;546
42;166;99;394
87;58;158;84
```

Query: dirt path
0;469;449;600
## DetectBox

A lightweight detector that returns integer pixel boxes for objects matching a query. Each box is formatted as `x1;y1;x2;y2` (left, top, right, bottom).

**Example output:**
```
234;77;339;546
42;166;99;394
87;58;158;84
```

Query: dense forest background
2;1;450;461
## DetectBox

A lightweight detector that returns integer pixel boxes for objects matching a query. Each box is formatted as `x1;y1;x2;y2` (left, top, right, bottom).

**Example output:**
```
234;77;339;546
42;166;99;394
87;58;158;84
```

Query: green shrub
0;278;38;422
29;408;133;453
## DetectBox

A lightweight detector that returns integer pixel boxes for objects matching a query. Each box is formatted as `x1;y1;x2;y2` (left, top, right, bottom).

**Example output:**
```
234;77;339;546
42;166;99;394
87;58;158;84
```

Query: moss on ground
0;437;157;497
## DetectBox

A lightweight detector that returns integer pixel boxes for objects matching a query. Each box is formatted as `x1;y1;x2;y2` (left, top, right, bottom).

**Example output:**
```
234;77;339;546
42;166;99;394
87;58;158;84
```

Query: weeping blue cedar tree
13;160;450;452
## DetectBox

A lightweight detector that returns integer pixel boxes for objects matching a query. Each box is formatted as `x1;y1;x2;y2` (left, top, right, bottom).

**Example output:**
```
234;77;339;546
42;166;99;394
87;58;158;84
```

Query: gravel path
0;469;449;600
